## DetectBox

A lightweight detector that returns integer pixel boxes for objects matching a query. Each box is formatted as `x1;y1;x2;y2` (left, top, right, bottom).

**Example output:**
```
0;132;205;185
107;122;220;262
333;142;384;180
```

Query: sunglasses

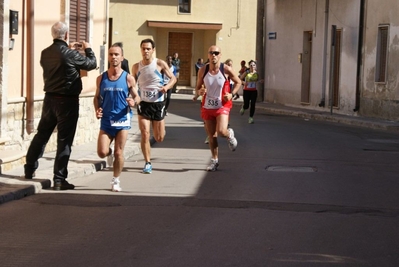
208;51;220;56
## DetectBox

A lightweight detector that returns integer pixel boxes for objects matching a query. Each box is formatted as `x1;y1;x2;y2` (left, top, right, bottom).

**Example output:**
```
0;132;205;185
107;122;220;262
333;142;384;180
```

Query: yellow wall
109;0;257;85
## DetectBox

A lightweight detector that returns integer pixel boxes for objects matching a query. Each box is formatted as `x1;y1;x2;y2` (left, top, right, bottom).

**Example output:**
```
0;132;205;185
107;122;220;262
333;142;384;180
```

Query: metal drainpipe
228;0;240;37
26;0;34;134
104;0;108;45
256;0;265;102
354;0;365;112
319;0;329;107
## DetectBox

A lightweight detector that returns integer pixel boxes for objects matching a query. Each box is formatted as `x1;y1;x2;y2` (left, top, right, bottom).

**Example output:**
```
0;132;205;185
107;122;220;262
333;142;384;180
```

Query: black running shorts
137;101;166;121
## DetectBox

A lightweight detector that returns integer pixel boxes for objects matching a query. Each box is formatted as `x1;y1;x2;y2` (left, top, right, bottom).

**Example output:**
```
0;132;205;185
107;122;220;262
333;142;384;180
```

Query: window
178;0;191;14
375;25;389;83
69;0;90;42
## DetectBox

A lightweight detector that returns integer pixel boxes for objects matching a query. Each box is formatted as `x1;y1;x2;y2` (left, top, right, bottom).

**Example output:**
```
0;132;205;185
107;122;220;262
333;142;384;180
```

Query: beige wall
7;0;105;99
265;0;360;115
264;0;399;120
361;0;399;120
8;0;29;99
109;0;257;86
1;0;107;161
328;0;360;112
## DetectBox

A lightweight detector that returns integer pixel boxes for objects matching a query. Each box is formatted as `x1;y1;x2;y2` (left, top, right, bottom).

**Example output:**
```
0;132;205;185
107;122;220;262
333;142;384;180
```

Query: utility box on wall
10;10;18;34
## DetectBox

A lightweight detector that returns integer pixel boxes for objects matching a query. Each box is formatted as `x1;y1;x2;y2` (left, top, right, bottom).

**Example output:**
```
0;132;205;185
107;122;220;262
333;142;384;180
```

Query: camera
75;43;83;49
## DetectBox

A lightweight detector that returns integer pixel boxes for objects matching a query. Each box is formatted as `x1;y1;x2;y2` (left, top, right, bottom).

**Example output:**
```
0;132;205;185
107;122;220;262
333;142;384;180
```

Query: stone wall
1;94;99;170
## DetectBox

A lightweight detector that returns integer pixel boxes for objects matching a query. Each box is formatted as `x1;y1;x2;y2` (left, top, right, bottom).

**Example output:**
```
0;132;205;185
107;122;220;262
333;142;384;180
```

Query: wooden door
301;31;312;104
332;29;342;107
168;32;192;86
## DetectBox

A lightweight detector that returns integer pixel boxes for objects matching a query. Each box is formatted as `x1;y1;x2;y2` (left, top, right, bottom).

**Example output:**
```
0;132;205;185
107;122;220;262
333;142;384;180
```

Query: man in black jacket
24;21;97;190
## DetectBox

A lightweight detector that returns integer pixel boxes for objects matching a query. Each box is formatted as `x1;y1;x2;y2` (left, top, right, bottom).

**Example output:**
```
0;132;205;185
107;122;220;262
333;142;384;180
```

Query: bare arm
194;66;206;100
224;65;242;100
126;74;140;107
239;71;248;81
131;63;139;80
158;59;177;93
239;71;248;88
94;75;103;119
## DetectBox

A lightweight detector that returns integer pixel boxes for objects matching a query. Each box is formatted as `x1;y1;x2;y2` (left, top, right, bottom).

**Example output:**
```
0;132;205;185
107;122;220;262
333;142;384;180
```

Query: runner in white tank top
132;39;176;174
194;45;242;172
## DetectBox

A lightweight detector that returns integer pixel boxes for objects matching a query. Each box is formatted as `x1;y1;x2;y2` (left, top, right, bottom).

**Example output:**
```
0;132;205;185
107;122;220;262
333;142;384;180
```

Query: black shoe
24;172;36;179
53;179;75;191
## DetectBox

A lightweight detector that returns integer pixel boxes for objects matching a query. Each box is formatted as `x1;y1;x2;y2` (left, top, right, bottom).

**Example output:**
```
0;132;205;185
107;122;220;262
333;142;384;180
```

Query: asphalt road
1;97;398;267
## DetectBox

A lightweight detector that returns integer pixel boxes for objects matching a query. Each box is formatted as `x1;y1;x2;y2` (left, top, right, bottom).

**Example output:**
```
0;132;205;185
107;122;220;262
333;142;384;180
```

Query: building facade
264;0;399;121
0;0;107;172
361;1;399;120
109;0;257;87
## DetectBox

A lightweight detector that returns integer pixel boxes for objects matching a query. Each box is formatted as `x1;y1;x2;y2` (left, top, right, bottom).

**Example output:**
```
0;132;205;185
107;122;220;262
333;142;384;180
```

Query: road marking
266;166;317;172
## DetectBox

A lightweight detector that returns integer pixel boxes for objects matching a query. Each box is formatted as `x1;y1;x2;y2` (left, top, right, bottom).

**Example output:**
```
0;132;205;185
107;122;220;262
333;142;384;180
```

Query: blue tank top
100;71;132;126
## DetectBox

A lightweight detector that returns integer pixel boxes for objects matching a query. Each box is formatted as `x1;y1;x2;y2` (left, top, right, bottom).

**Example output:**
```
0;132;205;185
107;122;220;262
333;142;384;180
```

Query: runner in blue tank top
94;43;140;192
99;70;131;130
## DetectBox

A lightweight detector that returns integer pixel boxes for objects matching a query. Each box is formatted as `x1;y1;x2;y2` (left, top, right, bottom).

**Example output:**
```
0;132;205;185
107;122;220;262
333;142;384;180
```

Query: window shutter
69;0;89;42
375;26;389;83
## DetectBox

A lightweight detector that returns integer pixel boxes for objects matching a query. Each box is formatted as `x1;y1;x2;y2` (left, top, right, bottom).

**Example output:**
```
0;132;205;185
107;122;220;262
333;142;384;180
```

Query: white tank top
137;59;164;102
203;70;225;109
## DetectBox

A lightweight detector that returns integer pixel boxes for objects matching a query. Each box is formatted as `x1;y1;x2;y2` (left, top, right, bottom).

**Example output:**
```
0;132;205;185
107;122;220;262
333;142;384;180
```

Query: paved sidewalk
1;93;398;205
0;113;144;205
247;101;399;132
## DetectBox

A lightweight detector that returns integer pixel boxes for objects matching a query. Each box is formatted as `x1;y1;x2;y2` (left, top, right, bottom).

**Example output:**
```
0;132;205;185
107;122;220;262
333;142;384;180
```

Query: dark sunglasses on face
209;51;220;56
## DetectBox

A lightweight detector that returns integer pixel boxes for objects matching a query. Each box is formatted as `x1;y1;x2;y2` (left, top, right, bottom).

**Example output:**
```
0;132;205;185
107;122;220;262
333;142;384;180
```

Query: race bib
143;90;157;99
110;113;131;127
247;82;256;89
203;95;222;109
140;88;163;102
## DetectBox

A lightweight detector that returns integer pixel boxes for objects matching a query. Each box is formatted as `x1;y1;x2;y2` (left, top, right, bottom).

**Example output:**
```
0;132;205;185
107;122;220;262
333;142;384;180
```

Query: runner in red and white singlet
194;45;241;171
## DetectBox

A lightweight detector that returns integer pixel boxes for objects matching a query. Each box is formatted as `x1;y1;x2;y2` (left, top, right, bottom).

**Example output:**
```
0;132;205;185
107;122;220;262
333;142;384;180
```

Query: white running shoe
111;178;122;192
206;158;219;171
227;128;237;151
